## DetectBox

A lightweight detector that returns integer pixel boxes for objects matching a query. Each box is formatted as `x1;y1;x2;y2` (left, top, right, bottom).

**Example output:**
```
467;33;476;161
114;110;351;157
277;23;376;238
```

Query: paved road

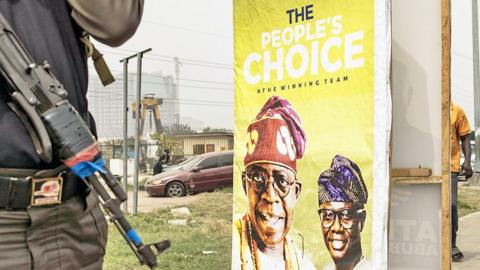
452;183;480;270
452;210;480;270
114;174;203;213
123;190;202;213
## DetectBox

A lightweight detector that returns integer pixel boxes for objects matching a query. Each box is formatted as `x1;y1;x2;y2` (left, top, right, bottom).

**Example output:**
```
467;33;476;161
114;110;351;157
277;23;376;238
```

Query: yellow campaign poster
232;1;390;270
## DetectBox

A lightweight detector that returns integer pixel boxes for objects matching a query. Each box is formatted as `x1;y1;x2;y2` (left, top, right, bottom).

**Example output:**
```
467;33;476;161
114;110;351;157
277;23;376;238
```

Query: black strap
0;171;86;210
0;176;31;209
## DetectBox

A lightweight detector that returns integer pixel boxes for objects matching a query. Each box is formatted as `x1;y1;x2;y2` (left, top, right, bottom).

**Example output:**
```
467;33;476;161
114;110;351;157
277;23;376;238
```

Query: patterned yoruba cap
317;155;368;205
244;96;306;172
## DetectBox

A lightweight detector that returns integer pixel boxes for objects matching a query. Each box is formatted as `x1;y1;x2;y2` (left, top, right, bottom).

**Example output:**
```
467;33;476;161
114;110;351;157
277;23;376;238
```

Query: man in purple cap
232;96;313;270
317;155;370;270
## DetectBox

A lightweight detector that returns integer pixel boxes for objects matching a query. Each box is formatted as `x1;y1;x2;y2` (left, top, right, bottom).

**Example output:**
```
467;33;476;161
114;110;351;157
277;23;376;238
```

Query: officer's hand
462;162;473;179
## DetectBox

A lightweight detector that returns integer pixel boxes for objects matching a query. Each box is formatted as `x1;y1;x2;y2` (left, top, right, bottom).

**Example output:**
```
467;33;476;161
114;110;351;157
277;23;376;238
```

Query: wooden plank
391;168;432;177
441;0;451;268
392;176;442;184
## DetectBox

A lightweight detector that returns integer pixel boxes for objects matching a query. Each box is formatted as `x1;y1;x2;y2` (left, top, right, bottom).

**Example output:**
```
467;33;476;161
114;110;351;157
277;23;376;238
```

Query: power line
87;91;232;104
141;19;232;39
91;69;233;86
87;94;233;107
142;57;233;70
177;77;232;85
87;76;234;92
142;52;232;68
452;51;474;61
95;45;233;68
99;50;232;70
128;80;233;91
88;95;233;105
148;54;232;68
90;100;233;108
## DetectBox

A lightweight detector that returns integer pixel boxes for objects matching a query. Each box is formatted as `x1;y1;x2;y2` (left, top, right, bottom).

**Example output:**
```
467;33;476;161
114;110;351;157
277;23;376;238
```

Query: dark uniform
0;1;143;269
153;150;170;175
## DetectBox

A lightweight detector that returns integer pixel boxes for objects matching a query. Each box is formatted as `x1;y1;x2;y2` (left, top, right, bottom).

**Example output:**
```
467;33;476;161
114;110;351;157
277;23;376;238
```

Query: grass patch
104;189;232;270
458;186;480;217
213;186;233;194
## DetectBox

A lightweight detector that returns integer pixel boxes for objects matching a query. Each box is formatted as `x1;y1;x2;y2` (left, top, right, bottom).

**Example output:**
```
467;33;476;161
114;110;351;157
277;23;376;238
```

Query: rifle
0;12;170;269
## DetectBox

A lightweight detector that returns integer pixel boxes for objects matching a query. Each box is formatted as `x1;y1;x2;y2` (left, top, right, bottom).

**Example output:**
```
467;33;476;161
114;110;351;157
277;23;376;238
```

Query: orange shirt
451;104;471;172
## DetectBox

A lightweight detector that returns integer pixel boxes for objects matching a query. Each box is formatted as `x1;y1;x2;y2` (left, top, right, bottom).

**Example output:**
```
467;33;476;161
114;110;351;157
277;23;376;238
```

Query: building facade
87;72;178;139
176;133;234;156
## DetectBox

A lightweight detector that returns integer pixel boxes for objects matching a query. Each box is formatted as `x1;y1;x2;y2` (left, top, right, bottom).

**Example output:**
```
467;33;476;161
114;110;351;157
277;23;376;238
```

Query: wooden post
441;0;451;268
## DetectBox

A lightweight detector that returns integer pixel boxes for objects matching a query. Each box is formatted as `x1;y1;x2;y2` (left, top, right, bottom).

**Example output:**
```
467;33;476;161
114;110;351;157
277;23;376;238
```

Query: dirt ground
124;190;207;212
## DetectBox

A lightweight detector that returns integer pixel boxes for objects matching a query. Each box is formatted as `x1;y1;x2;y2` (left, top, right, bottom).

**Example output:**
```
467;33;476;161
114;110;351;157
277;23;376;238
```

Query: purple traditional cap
317;155;368;205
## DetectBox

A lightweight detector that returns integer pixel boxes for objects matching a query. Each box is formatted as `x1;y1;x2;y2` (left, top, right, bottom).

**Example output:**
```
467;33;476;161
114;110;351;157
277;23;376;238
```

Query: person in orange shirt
450;102;473;262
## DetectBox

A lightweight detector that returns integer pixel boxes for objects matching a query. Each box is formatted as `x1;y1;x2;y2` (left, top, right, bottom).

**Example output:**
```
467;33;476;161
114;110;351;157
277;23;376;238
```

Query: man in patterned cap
232;95;311;270
317;155;370;270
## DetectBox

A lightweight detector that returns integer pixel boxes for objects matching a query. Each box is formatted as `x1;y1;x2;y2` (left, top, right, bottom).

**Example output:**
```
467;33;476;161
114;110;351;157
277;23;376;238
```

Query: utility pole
120;56;131;212
473;0;480;172
175;113;180;127
120;48;152;214
174;57;182;121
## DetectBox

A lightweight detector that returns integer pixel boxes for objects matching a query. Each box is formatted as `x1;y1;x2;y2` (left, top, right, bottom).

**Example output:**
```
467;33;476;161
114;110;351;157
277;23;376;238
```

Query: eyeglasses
242;171;297;198
317;208;365;229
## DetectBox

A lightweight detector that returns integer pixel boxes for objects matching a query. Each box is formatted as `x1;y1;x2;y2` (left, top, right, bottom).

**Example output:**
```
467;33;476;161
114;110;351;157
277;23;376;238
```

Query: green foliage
150;131;183;157
458;186;480;217
161;124;197;136
202;127;233;133
458;201;472;210
104;189;232;269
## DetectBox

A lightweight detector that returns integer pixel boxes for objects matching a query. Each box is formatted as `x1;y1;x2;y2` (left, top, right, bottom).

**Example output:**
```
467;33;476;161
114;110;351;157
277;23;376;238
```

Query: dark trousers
0;192;107;270
451;172;459;247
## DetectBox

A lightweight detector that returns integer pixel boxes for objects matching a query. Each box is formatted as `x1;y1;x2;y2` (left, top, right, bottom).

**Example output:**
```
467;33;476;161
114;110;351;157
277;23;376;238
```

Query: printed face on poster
232;1;390;269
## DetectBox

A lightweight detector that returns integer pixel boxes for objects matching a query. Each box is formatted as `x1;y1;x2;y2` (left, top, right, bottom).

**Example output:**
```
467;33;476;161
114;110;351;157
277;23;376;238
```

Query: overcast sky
91;0;234;129
451;0;476;125
88;1;477;131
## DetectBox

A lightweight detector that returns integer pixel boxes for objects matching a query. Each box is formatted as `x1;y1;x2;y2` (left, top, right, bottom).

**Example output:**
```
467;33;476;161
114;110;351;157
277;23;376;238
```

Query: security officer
0;1;143;269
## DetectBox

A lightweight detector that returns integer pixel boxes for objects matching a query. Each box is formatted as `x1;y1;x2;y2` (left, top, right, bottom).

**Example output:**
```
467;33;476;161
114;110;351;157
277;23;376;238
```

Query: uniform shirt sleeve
455;106;471;137
67;0;144;46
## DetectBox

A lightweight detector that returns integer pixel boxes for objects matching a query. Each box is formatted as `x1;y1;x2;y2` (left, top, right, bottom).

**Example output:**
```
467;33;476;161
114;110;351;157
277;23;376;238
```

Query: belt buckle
30;175;64;207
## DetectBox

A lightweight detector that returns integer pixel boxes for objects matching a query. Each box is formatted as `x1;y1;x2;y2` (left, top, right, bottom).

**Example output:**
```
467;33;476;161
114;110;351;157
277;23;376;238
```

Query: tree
164;124;196;136
202;126;232;133
150;126;188;157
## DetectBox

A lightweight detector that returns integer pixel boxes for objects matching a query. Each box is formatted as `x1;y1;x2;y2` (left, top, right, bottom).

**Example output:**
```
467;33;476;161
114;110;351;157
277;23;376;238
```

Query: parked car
145;151;233;197
161;156;195;173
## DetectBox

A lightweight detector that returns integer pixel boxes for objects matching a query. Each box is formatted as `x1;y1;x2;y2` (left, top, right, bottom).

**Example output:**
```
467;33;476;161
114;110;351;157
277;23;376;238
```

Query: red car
145;151;233;197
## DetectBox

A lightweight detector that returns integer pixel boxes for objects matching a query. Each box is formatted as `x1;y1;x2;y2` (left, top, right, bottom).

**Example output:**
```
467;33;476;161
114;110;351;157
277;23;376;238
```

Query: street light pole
120;48;152;214
473;0;480;172
121;58;129;212
133;48;151;214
